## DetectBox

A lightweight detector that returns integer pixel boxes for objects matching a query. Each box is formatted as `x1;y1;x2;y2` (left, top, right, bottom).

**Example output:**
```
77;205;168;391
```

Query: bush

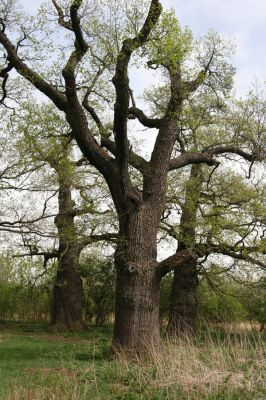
198;279;247;323
0;281;51;320
81;255;116;325
0;255;53;321
240;276;266;330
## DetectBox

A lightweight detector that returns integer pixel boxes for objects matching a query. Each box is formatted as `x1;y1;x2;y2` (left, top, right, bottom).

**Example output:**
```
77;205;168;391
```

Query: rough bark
51;253;85;331
113;261;161;353
112;223;196;353
167;165;202;336
167;260;199;336
112;199;162;353
111;121;200;352
51;172;85;332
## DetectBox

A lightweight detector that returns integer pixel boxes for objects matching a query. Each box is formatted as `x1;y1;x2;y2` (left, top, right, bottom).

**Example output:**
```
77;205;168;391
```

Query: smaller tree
7;102;117;330
159;85;266;336
241;276;266;332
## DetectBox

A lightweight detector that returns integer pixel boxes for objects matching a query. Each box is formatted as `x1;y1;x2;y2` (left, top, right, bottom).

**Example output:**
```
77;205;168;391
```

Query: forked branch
51;0;73;30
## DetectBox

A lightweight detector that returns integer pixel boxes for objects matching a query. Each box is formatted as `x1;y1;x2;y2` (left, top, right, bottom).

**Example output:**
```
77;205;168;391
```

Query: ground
0;320;265;399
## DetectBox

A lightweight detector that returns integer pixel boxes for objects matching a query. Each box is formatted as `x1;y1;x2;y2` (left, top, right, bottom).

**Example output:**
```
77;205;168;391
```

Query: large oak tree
0;0;264;353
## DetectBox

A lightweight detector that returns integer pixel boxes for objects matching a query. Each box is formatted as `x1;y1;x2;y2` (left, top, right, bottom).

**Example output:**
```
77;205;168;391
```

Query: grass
0;320;265;399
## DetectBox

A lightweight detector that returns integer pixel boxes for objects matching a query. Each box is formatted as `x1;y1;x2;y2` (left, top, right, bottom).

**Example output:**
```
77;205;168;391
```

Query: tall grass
5;327;266;400
149;330;265;399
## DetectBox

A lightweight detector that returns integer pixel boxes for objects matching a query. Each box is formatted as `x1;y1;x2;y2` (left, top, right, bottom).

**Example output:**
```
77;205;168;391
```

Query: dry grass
149;332;265;398
113;329;266;399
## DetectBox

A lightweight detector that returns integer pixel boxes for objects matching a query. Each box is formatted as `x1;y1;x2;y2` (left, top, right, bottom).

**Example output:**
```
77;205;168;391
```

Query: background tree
163;162;265;336
13;102;118;330
154;83;266;336
241;276;266;331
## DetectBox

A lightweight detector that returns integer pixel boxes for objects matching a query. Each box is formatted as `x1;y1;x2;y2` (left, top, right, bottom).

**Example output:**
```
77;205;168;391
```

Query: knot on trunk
126;262;140;274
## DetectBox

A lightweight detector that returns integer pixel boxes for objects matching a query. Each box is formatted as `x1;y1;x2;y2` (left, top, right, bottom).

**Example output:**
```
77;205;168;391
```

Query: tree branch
51;0;73;31
13;250;59;287
13;250;58;259
101;137;148;174
70;0;88;52
80;232;118;249
0;59;13;103
197;242;266;269
54;2;115;178
128;106;162;128
0;30;68;111
209;146;265;162
169;144;264;171
112;0;162;188
169;152;219;170
184;70;207;95
183;49;215;95
157;248;197;278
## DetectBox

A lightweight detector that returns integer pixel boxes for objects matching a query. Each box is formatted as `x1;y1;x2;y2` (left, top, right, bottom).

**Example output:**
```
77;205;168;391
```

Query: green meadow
0;321;265;400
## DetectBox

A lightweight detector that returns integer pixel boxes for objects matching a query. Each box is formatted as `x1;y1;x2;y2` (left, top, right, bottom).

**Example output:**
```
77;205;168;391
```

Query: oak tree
0;0;264;353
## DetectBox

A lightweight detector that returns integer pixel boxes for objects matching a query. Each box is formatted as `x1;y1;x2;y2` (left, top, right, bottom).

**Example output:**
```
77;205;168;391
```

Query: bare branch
112;0;162;185
169;144;264;171
157;248;197;278
51;0;73;30
209;146;264;162
0;59;13;103
80;232;119;249
128;106;162;128
0;31;68;110
169;152;219;170
197;242;266;270
13;250;58;259
70;0;88;52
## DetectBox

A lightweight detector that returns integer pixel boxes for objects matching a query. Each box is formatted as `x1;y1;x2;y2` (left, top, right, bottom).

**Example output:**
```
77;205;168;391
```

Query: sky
21;0;266;97
165;0;266;95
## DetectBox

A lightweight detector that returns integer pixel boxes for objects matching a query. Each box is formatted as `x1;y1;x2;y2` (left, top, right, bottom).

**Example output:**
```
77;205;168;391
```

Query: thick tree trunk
112;202;161;354
110;117;188;354
51;246;85;331
113;264;161;353
51;172;86;331
167;260;199;336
